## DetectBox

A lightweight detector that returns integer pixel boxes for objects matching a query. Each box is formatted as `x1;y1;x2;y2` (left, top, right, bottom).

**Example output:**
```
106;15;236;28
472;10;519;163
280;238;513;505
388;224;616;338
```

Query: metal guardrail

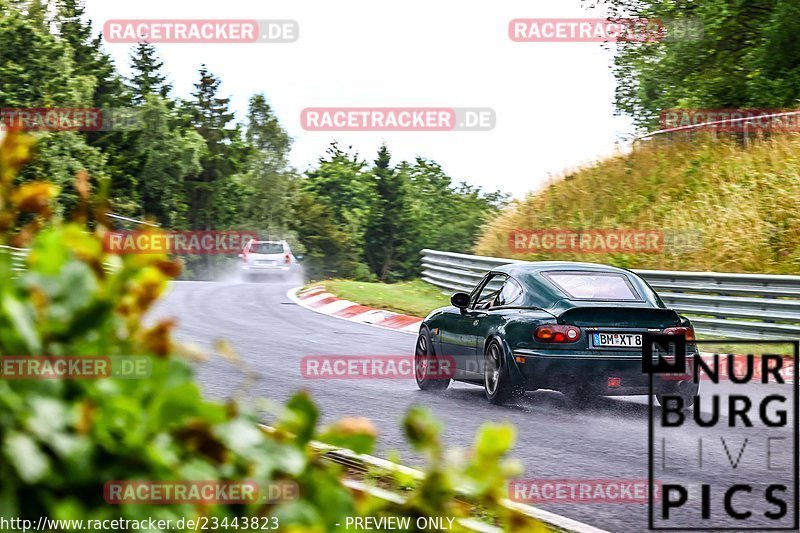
106;212;160;228
632;109;800;146
2;244;119;276
0;213;153;274
260;424;605;533
1;245;28;272
421;249;800;340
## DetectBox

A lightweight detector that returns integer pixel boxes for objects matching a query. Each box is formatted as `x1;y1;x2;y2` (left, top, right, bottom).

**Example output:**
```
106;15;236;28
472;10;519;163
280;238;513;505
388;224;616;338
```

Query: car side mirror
451;292;470;314
295;255;304;261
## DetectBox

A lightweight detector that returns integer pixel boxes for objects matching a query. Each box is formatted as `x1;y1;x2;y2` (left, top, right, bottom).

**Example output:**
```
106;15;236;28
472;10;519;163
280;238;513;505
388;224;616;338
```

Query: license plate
593;332;642;348
256;260;275;265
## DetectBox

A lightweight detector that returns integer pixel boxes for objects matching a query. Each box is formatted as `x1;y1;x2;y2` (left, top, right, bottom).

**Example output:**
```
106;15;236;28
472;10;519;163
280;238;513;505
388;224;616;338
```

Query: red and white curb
288;286;422;335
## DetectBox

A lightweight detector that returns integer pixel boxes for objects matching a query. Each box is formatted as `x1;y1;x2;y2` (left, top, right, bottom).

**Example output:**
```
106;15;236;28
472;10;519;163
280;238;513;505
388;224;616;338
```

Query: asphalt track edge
283;289;610;533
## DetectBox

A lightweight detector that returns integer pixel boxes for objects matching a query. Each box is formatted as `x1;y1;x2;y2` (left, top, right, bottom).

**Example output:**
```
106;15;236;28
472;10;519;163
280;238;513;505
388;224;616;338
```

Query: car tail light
663;326;696;341
284;254;291;264
534;325;581;343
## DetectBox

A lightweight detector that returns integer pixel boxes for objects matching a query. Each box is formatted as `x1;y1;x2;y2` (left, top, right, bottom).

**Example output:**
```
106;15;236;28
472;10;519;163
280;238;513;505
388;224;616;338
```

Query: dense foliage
0;130;544;531
588;0;800;129
292;144;507;281
0;0;505;281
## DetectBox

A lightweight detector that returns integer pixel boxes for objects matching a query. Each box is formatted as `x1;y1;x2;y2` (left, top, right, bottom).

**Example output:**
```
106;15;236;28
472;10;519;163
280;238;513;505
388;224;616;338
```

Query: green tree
0;5;76;106
291;144;373;279
364;145;419;281
301;143;373;242
133;96;205;227
592;0;800;129
289;189;353;279
55;0;128;108
236;94;294;235
128;42;172;104
0;2;114;220
185;65;243;231
404;158;507;254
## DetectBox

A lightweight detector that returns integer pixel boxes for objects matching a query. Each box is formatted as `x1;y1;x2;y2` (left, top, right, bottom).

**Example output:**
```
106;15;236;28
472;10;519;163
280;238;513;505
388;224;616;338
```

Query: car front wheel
483;339;524;404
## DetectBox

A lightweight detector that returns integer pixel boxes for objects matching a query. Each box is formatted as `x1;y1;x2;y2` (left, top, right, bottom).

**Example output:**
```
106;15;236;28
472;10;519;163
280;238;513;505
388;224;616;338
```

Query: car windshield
250;242;284;254
543;272;640;300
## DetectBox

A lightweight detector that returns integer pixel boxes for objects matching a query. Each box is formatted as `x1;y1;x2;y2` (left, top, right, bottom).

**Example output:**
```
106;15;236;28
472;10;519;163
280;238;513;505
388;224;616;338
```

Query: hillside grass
475;134;800;274
320;279;450;317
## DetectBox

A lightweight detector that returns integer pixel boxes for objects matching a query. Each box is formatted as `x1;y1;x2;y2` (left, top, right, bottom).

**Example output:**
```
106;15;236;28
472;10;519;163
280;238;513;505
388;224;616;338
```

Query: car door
460;273;508;376
472;276;524;374
437;274;493;377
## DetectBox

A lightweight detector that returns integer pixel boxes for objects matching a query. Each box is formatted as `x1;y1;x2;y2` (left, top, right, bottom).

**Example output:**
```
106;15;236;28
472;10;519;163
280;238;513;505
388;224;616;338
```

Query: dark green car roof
489;261;665;311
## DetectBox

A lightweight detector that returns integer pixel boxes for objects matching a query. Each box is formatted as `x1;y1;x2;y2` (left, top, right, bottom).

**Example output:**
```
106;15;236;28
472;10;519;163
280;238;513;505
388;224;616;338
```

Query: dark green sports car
414;261;699;406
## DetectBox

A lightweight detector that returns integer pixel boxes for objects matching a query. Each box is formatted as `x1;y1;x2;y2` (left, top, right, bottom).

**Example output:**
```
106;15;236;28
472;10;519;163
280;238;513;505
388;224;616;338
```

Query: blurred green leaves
0;130;542;531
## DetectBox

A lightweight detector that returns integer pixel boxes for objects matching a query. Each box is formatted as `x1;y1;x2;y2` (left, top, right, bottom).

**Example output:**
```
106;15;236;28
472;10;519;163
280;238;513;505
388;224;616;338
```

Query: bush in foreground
0;131;544;531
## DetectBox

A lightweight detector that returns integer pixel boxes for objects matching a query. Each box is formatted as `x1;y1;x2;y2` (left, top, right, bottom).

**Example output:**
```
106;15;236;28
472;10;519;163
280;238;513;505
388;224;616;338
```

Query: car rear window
250;242;284;254
542;271;640;300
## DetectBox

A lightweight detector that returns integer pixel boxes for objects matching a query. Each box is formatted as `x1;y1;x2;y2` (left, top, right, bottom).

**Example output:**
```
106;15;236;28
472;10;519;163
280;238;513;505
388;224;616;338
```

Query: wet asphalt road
151;278;797;532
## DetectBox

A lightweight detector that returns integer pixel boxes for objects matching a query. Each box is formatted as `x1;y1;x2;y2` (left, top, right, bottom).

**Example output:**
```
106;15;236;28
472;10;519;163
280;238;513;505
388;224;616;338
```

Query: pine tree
185;65;242;231
25;0;48;29
55;0;128;107
129;42;171;104
364;145;419;281
239;93;293;233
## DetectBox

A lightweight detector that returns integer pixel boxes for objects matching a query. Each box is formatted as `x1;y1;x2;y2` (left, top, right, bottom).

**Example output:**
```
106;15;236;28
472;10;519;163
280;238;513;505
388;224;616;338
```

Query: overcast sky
84;0;636;199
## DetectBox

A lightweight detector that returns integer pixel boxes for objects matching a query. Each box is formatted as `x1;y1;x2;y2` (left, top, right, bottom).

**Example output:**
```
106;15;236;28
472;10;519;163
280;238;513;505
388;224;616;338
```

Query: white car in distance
239;239;296;281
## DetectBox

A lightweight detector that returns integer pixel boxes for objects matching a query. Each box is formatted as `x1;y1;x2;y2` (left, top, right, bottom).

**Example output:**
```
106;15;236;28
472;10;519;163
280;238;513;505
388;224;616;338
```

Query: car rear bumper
241;265;291;273
512;348;697;394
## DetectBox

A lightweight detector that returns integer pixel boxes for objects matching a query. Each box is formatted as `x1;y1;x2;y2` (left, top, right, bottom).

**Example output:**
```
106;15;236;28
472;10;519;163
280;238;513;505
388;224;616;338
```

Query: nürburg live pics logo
645;334;799;530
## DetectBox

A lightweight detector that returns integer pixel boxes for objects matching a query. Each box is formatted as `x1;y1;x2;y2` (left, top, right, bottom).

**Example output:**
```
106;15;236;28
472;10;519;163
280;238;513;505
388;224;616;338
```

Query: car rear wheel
656;381;698;409
483;339;524;404
415;327;450;391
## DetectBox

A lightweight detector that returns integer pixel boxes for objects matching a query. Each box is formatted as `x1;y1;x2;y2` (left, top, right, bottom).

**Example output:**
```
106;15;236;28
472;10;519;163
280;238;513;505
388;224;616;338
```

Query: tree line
0;0;507;281
589;0;800;130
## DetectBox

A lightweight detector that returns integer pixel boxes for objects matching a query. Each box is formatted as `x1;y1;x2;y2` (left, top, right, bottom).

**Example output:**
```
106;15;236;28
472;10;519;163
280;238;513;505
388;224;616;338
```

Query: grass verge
315;279;451;317
310;282;794;358
475;134;800;274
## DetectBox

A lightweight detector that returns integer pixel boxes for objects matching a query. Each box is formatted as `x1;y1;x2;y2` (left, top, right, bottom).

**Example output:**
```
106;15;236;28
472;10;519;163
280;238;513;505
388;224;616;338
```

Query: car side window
495;278;523;306
472;274;506;310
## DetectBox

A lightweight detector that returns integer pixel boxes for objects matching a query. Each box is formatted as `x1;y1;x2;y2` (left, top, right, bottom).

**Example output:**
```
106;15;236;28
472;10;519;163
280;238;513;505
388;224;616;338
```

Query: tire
656;381;698;409
483;339;524;404
415;327;450;391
